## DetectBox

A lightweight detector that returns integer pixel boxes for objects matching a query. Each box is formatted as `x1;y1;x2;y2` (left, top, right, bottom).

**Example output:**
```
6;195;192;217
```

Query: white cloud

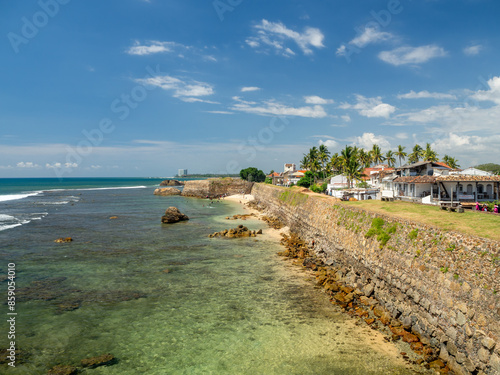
241;87;261;92
397;90;457;100
304;95;334;105
352;133;391;150
350;27;393;48
246;19;324;56
137;75;215;101
204;110;234;115
463;44;483;56
378;45;447;66
127;41;177;55
339;95;396;118
341;115;351;122
319;139;339;149
17;162;40;168
470;76;500;105
395;133;408;140
231;98;327;118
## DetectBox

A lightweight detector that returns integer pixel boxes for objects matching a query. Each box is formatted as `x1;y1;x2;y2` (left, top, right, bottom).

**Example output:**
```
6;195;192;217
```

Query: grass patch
365;217;391;248
343;200;500;241
408;229;418;240
278;189;308;206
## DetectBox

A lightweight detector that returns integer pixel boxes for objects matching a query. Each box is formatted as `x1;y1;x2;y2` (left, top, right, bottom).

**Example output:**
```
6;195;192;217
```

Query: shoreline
223;193;434;374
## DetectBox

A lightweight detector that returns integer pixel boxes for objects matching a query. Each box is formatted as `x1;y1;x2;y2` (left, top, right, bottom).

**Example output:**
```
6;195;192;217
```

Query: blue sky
1;0;500;177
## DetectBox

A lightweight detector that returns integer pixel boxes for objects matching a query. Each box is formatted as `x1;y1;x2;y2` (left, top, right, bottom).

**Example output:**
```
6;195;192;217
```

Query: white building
326;175;350;194
454;167;493;176
177;169;188;177
381;161;500;204
284;163;296;173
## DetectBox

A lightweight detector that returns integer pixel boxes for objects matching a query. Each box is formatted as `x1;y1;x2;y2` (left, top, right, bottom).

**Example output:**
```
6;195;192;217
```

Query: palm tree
344;158;365;188
357;148;372;168
408;144;423;164
327;153;340;175
422;143;438;162
300;155;310;170
370;144;385;166
318;144;330;179
395;145;407;167
385;150;396;168
443;155;460;169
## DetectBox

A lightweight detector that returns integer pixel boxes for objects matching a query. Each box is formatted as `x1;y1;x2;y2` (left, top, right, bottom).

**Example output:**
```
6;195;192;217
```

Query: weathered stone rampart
181;178;253;198
252;183;500;375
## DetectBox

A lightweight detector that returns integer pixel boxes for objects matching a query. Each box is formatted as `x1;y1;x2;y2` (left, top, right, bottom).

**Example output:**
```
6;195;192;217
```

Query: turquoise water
0;179;425;374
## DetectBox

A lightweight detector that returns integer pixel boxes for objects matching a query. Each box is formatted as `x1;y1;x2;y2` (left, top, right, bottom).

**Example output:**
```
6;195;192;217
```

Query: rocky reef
161;207;189;224
160;179;184;186
209;224;262;238
154;187;182;196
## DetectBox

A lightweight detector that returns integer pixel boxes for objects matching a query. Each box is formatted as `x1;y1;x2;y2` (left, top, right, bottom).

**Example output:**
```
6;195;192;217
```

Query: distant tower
177;169;188;177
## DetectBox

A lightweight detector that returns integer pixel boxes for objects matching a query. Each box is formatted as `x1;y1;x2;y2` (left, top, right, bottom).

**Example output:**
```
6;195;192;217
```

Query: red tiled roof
436;175;500;182
434;162;452;169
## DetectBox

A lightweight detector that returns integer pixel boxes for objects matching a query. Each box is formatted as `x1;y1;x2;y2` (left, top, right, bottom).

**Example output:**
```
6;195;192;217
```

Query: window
478;184;484;194
486;184;493;195
466;184;473;195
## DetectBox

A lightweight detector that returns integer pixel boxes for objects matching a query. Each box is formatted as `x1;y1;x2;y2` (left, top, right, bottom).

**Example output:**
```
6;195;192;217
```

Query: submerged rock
54;237;73;243
47;365;78;375
209;224;261;238
161;207;189;224
81;353;117;368
154;188;182;196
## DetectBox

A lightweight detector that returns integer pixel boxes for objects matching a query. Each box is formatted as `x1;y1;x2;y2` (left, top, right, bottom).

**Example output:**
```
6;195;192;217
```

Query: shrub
408;229;419;240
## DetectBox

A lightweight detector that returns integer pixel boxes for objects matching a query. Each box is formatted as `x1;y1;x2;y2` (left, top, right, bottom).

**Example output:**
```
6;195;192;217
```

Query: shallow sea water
0;185;425;374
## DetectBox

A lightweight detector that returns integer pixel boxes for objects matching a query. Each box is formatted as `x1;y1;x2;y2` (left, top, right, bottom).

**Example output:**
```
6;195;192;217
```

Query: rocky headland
181;178;253;198
154;187;182;196
160;179;184;186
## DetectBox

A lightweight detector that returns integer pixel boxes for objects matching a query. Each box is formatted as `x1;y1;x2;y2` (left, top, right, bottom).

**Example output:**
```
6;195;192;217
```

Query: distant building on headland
177;169;188;177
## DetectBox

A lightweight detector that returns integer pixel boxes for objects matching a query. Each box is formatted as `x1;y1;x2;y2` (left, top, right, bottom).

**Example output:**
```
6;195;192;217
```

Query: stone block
490;352;500;373
446;326;458;341
482;337;496;350
447;341;458;357
478;347;490;363
457;311;466;326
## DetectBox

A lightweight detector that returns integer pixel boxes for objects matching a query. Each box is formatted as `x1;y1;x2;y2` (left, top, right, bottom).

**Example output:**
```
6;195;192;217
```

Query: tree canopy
239;167;266;182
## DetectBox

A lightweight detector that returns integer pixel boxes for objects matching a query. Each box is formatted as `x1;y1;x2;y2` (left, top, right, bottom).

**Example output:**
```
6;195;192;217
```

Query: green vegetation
297;171;315;188
445;243;456;252
365;217;392;248
239;167;266;182
440;267;449;273
408;229;418;240
475;163;500;175
344;200;500;241
278;188;309;206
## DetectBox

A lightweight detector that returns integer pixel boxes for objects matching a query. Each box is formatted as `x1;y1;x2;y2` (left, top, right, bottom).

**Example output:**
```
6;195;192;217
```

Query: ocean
0;178;425;374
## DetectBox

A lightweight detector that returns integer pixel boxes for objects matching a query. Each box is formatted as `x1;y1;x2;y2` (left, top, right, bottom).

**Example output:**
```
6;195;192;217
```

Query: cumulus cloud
339;95;396;118
463;44;483;56
319;139;339;149
17;162;40;168
378;45;447;66
137;75;215;102
304;95;334;105
352;133;391;150
470;76;500;105
241;87;261;92
231;97;327;118
246;19;324;56
397;90;457;100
